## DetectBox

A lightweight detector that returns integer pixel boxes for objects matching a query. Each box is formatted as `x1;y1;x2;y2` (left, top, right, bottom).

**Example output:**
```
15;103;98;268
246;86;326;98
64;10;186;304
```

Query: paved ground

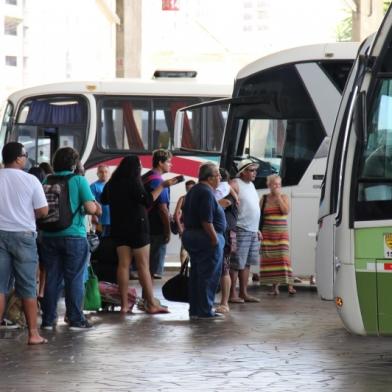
1;280;392;392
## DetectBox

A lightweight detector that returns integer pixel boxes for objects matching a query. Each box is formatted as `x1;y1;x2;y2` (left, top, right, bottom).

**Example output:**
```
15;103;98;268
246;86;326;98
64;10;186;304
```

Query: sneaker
69;320;93;330
40;323;56;331
190;313;225;321
0;319;20;329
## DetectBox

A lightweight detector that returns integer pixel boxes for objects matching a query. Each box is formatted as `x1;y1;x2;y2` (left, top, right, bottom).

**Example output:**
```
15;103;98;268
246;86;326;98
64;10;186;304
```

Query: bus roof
237;42;360;79
7;79;233;103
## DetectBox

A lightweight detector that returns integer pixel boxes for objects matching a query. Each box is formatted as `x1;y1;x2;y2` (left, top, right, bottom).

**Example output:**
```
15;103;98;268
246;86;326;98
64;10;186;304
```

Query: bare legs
23;298;47;344
0;293;46;345
116;245;168;314
216;274;231;313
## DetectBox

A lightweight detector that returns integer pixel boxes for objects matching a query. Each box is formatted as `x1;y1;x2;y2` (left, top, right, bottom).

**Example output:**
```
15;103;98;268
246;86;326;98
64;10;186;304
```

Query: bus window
318;61;354;93
152;98;200;150
178;103;228;152
12;96;87;167
100;98;149;151
240;118;283;176
230;64;325;188
357;79;392;205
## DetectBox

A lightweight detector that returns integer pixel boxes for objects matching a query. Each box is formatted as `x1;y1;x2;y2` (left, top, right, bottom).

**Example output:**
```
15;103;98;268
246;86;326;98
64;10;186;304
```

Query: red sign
384;263;392;270
162;0;179;11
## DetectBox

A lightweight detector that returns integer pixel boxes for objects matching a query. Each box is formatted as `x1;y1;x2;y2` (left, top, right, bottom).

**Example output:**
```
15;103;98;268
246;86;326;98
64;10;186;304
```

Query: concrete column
352;0;385;42
116;0;142;78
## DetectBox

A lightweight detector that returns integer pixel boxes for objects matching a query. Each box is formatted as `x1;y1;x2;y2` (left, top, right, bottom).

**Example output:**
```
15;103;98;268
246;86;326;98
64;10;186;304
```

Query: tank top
235;178;260;232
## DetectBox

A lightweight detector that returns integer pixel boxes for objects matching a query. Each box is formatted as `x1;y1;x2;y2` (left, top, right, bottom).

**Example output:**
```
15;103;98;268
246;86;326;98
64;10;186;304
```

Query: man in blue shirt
90;165;111;237
182;162;226;320
143;149;172;279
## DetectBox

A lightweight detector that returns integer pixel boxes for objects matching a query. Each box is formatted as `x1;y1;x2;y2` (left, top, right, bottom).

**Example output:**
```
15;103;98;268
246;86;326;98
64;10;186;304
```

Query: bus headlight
335;296;343;307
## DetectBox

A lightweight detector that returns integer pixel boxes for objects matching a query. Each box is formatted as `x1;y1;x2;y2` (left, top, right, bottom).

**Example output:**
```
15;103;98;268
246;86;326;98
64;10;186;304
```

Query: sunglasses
19;152;28;158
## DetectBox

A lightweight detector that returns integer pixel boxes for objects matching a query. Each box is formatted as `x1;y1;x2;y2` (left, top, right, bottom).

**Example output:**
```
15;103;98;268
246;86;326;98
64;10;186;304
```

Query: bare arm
158;203;171;243
83;201;101;216
35;206;48;219
174;196;185;235
151;178;178;201
276;194;290;214
201;221;218;247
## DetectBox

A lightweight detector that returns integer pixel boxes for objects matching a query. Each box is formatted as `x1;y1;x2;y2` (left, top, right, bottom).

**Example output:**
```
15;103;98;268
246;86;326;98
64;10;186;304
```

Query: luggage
99;281;138;311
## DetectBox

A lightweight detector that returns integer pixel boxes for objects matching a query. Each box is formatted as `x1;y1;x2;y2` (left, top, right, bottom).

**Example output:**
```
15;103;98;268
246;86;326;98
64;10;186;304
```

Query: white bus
0;75;232;258
174;43;359;293
318;5;392;334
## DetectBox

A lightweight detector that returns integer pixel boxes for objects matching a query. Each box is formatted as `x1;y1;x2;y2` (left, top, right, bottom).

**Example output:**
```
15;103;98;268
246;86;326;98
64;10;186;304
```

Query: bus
319;5;392;334
174;43;359;295
0;76;232;258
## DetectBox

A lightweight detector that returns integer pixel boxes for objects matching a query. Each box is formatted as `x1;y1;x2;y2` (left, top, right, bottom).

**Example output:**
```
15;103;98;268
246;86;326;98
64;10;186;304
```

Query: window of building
5;0;17;5
5;56;17;66
4;17;19;36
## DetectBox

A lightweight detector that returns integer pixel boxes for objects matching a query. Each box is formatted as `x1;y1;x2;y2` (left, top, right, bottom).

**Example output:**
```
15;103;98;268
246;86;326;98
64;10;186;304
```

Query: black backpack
37;174;79;232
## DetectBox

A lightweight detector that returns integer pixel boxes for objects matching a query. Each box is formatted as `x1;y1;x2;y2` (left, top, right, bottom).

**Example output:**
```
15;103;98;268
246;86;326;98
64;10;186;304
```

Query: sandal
268;284;279;296
215;304;230;314
288;288;297;295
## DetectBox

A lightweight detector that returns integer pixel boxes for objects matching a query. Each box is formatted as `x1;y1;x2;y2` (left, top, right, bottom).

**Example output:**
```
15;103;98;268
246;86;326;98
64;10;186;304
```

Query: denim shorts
0;230;38;298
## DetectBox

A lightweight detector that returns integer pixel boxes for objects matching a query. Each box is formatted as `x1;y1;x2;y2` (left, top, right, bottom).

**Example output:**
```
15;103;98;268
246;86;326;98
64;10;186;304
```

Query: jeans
183;230;225;317
149;234;167;276
41;236;89;325
0;230;38;298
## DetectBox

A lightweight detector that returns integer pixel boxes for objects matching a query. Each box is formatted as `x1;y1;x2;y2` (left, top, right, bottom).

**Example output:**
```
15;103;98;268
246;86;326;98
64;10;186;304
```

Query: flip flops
240;296;260;303
228;297;245;304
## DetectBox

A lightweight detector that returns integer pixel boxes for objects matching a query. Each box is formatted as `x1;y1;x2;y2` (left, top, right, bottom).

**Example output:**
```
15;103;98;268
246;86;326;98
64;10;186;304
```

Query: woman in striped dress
259;174;296;295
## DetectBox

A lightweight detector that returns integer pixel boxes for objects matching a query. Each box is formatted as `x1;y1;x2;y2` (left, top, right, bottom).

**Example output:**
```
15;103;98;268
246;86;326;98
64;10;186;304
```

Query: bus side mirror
173;110;185;150
354;91;367;145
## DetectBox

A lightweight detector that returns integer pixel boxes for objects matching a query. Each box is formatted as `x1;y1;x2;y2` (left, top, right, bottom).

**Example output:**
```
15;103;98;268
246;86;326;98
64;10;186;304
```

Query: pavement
1;278;392;392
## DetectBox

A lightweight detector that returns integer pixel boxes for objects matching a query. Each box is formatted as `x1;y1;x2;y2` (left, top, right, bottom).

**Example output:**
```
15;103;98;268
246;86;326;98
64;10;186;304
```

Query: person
40;147;101;330
0;142;49;344
101;155;178;314
229;159;261;304
182;162;226;320
214;169;239;314
90;165;111;237
39;162;54;177
259;174;296;295
143;149;173;279
174;180;196;264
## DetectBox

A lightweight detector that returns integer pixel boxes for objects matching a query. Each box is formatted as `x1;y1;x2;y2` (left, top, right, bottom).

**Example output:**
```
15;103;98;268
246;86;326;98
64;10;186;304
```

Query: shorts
230;228;260;270
113;233;150;250
0;230;38;298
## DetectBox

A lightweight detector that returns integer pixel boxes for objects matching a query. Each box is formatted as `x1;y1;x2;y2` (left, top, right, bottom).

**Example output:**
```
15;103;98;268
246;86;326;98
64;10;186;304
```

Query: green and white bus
318;6;392;334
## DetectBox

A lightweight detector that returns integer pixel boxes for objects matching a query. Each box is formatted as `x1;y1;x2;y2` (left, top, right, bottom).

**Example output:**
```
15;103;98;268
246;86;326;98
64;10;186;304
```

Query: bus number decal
383;234;392;259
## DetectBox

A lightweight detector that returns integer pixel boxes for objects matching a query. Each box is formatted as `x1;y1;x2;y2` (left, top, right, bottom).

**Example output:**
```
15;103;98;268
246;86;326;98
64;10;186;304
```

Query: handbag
87;232;100;253
162;258;189;303
84;265;102;310
259;194;267;231
170;217;179;235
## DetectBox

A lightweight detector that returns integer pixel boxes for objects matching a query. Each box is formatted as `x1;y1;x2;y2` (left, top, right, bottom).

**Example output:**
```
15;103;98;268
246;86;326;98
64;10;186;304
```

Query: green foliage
385;1;392;13
336;12;352;42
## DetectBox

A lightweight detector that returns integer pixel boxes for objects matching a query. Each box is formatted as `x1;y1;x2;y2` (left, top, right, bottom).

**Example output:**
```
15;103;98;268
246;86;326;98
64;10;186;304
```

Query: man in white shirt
229;159;261;303
0;142;48;345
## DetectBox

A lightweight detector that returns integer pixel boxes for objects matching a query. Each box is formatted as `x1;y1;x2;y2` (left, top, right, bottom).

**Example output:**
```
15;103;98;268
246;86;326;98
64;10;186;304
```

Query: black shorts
113;233;150;250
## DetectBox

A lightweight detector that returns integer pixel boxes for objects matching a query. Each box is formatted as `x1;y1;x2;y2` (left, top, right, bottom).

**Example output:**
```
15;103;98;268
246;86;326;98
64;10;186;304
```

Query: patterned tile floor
1;280;392;392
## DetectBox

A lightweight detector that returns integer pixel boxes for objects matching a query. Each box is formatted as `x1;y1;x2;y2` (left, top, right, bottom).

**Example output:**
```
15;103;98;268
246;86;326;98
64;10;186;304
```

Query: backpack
37;174;79;232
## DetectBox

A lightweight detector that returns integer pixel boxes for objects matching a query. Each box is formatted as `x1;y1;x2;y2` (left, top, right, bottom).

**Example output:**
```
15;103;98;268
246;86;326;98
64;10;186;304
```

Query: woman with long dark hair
102;155;177;314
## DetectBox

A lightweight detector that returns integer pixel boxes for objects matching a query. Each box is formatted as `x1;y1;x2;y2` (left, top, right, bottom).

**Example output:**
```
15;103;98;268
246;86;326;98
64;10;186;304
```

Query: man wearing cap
229;159;261;303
